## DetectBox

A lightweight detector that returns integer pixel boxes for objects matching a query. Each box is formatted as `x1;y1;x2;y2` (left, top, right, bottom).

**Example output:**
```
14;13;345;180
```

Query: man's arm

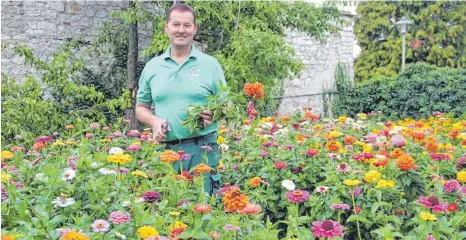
135;102;167;143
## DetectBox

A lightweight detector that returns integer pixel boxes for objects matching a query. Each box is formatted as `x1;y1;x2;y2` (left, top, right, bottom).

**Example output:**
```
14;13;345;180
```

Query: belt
164;132;217;145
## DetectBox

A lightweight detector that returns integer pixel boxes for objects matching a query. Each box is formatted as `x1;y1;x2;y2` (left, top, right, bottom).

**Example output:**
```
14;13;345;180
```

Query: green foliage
330;63;466;119
121;0;344;114
354;1;466;82
1;41;132;146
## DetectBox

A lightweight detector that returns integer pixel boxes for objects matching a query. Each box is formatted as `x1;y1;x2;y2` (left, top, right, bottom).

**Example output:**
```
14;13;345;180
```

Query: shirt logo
191;68;200;78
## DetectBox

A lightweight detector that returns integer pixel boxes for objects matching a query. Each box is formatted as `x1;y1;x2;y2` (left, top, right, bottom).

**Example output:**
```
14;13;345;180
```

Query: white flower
316;186;328;193
109;147;124;155
281;180;295;191
388;130;399;135
98;168;116;175
52;194;75;207
220;143;229;152
121;200;131;207
90;162;100;169
327;153;341;160
62;168;76;182
114;232;127;239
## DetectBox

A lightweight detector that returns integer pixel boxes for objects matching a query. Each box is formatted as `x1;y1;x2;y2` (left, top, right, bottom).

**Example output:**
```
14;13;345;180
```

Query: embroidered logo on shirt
191;68;200;78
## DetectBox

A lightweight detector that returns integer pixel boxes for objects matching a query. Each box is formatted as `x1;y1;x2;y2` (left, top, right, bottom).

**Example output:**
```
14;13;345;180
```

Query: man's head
165;4;197;48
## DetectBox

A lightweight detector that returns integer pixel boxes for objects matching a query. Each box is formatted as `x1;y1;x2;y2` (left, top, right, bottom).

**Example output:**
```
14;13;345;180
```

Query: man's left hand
200;110;213;127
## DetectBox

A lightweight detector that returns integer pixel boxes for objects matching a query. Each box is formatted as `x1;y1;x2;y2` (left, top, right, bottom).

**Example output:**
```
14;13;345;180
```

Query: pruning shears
162;119;170;134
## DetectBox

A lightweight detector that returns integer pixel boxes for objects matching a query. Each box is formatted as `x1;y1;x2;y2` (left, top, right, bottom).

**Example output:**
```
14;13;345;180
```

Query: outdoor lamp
395;17;413;72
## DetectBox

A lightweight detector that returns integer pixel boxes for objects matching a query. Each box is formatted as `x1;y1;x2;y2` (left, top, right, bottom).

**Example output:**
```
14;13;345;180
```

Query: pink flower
57;228;76;237
285;190;310;203
391;135;406;147
35;136;53;144
336;163;351;172
127;144;141;152
306;149;318;157
311;220;344;238
455;154;466;169
109;211;130;225
430;153;452;161
349;186;361;197
91;219;110;233
180;153;191;160
274;162;287;170
11;146;26;152
263;142;272;148
85;133;94;139
143;191;161;203
113;131;122;137
102;126;110;131
432;111;442;117
201;145;213;151
344;145;353;151
285;145;294;150
426;234;435;240
90;123;100;129
260;151;269;157
137;160;145;165
443;180;460;193
237;203;262;215
124;119;131;124
126;130;141;137
418;195;448;212
316;186;328;193
231;164;239;171
330;203;350;211
224;224;241;232
460;186;466;195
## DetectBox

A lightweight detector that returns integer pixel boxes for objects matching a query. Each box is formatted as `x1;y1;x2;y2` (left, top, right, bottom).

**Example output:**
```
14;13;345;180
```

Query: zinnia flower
1;151;14;160
285;189;310;203
281;180;296;191
391;135;406;147
349;186;361;197
343;180;361;187
456;155;466;169
420;212;437;221
160;150;180;163
131;170;148;178
107;153;132;165
52;194;75;208
274;161;287;169
364;170;381;184
336;163;350;172
222;187;248;212
447;203;459;212
126;130;141;137
60;231;90;240
311;220;344;239
316;186;328;193
137;226;158;238
377;180;395;189
142;191;161;203
457;171;466;183
443;180;460;193
62;168;76;182
109;147;124;155
249;177;262;187
243;82;264;99
223;224;241;232
193;203;211;213
418;195;448;212
192;163;212;174
109;211;131;224
330;203;350;211
396;154;415;171
127;144;141;152
91;219;110;233
237;202;262;215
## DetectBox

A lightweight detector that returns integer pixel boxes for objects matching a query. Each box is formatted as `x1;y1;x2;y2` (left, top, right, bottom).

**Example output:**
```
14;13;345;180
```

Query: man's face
165;10;197;48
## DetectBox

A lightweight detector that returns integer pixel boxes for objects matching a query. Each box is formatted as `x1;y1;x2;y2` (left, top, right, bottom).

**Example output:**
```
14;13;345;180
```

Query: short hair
166;3;196;24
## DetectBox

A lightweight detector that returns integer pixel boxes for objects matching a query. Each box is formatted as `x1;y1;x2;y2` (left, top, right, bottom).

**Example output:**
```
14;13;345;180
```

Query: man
135;3;226;195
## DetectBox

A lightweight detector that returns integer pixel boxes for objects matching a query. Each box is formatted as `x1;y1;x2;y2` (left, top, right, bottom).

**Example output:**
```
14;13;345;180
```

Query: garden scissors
162;119;169;134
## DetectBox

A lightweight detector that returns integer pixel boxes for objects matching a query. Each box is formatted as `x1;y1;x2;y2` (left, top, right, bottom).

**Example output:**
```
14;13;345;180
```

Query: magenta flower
432;111;442;117
418;195;448;212
391;135;406;147
201;145;213;151
330;203;350;211
349;186;361;197
311;220;344;238
262;142;272;148
143;191;161;203
274;161;287;170
126;130;141;137
1;185;8;201
455;154;466;169
443;180;460;193
285;190;310;203
35;136;53;144
285;145;294;150
231;164;239;171
426;234;435;240
127;144;141;152
91;219;110;233
109;211;130;225
260;151;269;157
306;149;318;157
430;153;452;161
179;153;191;160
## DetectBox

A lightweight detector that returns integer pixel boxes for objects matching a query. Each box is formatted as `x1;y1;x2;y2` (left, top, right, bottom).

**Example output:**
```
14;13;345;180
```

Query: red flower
447;203;458;212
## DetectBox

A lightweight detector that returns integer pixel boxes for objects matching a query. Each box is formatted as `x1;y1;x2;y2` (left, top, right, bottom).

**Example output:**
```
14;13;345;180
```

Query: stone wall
1;0;356;116
278;14;355;116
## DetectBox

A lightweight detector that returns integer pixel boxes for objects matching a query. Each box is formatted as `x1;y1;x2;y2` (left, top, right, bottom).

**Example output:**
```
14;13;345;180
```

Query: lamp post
395;17;412;72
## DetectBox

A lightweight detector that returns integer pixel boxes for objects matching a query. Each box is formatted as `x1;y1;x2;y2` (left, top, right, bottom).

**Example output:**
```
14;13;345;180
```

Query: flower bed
1;111;466;239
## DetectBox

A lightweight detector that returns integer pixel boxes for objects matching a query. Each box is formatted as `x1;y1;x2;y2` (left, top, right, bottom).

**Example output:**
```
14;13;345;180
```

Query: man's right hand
152;118;168;143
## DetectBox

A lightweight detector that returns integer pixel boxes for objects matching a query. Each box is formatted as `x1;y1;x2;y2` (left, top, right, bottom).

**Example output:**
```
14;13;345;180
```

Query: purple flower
330;203;350;211
224;224;241;233
1;185;8;201
349;186;361;197
201;145;213;151
143;191;161;203
391;135;406;147
456;154;466;169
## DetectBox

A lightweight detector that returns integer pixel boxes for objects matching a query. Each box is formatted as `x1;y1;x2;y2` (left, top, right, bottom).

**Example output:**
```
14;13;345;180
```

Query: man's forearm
135;106;158;127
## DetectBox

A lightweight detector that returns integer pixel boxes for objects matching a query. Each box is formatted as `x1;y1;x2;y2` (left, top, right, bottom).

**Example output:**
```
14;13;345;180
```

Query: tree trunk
125;0;139;129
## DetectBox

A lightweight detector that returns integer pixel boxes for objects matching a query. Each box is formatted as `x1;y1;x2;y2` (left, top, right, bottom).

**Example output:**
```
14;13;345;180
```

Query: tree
125;0;139;129
354;1;466;82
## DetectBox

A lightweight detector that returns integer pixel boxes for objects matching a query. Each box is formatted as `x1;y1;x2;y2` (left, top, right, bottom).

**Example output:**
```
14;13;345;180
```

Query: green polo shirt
136;44;226;141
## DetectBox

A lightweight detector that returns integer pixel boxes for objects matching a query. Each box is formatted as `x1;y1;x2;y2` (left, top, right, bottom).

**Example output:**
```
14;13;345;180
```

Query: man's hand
200;110;213;127
152;118;169;143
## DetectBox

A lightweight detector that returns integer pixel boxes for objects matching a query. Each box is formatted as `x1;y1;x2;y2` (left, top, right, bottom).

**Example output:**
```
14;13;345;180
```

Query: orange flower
249;177;262;187
243;82;264;99
304;111;319;121
233;151;240;156
223;187;248;212
411;131;426;141
33;142;46;151
295;135;305;143
160;150;181;163
325;140;342;153
1;234;15;240
344;135;357;145
397;154;415;171
237;202;262;215
192;163;212;174
390;148;406;159
193;203;212;213
281;116;291;123
449;129;460;139
425;140;439;153
65;125;74;129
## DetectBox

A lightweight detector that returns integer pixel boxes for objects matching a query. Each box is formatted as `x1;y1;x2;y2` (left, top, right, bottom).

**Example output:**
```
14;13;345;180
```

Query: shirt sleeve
212;61;227;95
136;67;153;105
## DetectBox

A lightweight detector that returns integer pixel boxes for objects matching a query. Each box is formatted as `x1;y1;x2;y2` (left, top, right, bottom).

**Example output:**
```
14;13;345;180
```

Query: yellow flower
61;231;90;240
420;212;437;221
137;226;158;238
131;170;148;178
219;129;228;134
354;141;365;146
100;138;111;143
168;221;187;230
344;180;361;187
217;161;224;169
169;211;181;216
441;180;446;184
357;113;367;119
362;144;373;153
52;140;66;147
107;153;132;165
328;131;341;138
457;171;466;183
337;116;347;122
364;170;381;184
217;136;225;145
65;125;74;129
1;151;14;161
377;180;395;189
1;173;12;183
65;139;77;145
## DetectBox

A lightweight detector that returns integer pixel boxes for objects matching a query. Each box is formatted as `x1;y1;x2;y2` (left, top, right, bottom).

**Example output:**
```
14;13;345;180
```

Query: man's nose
177;26;186;33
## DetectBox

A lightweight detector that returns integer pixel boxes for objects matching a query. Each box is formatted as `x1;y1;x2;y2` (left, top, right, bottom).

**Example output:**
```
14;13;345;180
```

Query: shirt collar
163;44;199;60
